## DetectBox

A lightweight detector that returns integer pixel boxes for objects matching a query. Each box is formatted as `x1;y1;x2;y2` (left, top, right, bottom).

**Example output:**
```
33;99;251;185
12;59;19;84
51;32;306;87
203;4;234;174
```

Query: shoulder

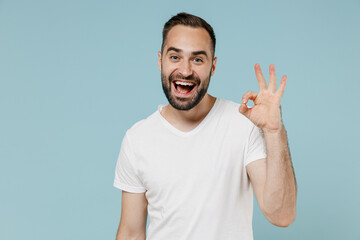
219;97;241;112
218;98;252;122
217;97;258;132
125;108;162;141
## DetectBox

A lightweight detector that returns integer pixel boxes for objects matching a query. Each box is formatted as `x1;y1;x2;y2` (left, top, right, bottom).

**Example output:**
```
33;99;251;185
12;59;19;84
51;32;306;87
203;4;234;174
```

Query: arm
116;191;148;240
240;64;297;227
246;126;297;227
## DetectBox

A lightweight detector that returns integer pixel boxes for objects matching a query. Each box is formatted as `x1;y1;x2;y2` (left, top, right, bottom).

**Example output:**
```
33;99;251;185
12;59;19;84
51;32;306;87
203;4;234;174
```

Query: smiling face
158;25;217;111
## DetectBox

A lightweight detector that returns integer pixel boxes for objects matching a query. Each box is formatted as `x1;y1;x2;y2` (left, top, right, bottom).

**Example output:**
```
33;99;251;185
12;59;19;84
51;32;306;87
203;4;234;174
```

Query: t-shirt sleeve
113;133;146;193
244;125;267;166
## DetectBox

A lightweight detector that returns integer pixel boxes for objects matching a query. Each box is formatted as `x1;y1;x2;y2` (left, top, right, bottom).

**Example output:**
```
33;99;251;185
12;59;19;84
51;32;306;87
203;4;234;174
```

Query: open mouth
172;80;197;97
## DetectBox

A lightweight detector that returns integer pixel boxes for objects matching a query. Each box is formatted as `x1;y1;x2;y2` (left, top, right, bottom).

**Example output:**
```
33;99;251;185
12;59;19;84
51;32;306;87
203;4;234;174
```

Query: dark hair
161;12;216;58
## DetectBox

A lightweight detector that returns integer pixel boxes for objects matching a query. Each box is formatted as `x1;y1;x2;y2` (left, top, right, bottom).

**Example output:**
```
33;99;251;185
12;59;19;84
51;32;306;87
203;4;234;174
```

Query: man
114;12;297;240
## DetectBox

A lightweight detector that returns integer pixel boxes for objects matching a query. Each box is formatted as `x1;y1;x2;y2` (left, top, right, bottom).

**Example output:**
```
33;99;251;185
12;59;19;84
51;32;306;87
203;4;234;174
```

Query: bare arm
116;191;148;240
246;126;297;227
240;64;297;227
262;126;297;225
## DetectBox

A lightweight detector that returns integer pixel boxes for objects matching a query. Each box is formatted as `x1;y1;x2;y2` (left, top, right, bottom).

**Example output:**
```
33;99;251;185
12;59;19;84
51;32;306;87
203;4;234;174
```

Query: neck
162;94;216;124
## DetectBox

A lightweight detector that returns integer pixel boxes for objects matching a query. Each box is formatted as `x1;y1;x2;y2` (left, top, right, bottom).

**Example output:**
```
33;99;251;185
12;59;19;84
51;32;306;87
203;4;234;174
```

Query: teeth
175;81;195;86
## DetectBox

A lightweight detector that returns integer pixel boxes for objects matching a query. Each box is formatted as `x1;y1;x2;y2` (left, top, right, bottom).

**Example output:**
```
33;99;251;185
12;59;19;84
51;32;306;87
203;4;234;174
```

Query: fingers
239;102;251;119
253;63;287;99
276;75;287;98
240;90;257;118
269;64;276;92
242;90;257;105
254;64;267;91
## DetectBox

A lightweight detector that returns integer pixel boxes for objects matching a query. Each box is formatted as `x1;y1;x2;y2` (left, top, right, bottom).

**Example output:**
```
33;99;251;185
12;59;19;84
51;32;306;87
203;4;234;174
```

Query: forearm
262;125;297;226
116;223;146;240
116;231;146;240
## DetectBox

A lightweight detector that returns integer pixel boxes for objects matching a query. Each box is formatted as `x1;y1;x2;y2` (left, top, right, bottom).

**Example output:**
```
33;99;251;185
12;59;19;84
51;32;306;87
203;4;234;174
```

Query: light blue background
1;0;359;239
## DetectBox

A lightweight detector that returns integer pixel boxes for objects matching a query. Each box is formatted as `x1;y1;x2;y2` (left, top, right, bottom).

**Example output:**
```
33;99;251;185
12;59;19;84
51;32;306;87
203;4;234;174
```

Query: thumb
239;103;251;119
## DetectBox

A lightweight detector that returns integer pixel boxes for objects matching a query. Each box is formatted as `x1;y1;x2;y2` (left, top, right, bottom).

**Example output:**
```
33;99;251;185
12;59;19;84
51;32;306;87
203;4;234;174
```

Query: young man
114;12;297;240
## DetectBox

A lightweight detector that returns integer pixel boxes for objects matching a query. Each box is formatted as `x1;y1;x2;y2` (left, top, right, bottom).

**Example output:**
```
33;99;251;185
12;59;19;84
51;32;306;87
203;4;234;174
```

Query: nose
178;60;192;77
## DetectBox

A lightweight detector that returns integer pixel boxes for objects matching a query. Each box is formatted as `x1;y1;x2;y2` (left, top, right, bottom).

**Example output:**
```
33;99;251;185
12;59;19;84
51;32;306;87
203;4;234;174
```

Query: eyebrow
166;47;209;60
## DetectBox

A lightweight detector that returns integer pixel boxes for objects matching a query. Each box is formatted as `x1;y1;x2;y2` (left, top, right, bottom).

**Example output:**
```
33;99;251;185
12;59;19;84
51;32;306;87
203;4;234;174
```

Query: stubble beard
161;69;212;111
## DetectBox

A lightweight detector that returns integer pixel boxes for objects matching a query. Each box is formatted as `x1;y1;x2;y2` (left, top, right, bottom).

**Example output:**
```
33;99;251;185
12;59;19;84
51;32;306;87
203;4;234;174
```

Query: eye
193;58;203;63
170;56;179;61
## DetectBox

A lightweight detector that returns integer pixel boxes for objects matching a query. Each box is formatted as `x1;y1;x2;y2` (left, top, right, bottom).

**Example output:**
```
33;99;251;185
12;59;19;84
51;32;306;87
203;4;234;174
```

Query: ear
157;51;162;72
210;57;217;76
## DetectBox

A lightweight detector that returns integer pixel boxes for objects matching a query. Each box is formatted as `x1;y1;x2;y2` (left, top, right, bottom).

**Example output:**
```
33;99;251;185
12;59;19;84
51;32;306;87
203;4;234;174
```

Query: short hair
161;12;216;58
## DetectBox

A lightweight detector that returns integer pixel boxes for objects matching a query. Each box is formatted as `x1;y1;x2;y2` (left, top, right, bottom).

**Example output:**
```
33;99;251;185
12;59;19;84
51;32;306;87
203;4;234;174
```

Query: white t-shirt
114;97;267;240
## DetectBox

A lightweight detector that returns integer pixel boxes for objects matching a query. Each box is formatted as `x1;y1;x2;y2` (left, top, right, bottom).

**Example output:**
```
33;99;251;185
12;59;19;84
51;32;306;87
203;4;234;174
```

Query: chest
135;130;248;197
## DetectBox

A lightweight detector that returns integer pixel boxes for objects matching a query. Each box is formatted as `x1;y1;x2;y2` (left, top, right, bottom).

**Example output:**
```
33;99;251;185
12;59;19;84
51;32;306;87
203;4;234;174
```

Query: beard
161;69;212;111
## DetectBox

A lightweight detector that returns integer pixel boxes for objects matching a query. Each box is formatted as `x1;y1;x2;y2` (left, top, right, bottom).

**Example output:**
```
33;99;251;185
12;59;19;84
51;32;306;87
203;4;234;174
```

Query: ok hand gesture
239;64;287;133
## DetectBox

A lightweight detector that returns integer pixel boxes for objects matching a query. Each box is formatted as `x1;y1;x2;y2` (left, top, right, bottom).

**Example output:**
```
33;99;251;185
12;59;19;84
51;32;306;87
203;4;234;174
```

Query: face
158;25;217;111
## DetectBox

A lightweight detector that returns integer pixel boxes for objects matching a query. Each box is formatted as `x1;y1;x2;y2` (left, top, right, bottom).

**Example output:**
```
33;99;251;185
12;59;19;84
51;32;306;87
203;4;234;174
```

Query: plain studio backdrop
0;0;359;239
